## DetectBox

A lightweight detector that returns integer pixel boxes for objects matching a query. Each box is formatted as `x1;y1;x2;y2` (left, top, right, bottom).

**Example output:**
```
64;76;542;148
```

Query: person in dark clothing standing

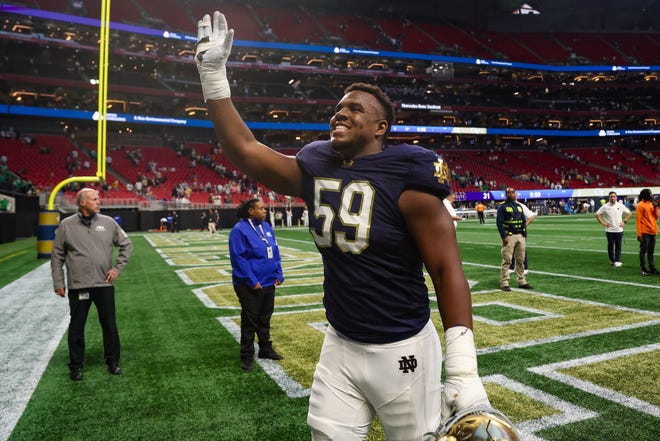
207;208;217;234
171;210;180;232
51;188;133;380
229;198;284;371
636;188;659;276
496;188;533;291
200;210;208;231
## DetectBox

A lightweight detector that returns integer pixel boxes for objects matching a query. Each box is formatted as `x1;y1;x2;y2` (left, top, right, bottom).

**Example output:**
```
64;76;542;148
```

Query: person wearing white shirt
285;203;293;227
443;192;463;229
596;191;632;267
301;206;309;227
268;202;275;227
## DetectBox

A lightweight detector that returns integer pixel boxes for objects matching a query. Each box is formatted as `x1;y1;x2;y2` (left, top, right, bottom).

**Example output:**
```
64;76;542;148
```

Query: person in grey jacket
51;188;132;381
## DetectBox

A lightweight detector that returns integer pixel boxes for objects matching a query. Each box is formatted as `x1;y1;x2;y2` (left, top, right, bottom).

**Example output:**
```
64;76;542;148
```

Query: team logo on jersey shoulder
433;158;450;185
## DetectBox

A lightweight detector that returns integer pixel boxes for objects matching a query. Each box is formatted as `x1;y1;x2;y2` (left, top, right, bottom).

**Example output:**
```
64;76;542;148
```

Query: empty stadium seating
1;1;657;206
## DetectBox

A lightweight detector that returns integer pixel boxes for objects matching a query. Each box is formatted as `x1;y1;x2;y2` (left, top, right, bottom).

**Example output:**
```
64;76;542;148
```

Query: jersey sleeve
402;147;452;200
296;141;335;177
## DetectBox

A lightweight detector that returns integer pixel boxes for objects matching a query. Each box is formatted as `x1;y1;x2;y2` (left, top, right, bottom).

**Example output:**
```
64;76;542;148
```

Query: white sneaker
613;262;623;267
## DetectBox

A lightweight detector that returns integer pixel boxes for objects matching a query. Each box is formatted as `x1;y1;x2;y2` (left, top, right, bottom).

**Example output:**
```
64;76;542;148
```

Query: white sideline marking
465;261;660;289
483;374;598;441
473;301;562;326
192;286;231;309
217;316;311;398
175;267;232;285
0;263;68;441
458;239;646;257
194;284;325;310
308;321;329;334
479;318;660;356
529;344;660;418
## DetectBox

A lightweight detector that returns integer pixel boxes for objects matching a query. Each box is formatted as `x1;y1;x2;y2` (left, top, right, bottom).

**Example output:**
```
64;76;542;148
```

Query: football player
195;12;491;440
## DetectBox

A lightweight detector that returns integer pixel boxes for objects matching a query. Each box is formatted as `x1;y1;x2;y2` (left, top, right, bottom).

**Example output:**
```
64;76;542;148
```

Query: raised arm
196;12;302;197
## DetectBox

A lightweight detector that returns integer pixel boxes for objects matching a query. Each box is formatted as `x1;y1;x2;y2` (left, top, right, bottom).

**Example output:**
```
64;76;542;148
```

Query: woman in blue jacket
229;198;284;371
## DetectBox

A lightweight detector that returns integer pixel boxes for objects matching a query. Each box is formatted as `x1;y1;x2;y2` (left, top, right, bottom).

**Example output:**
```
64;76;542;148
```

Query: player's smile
330;122;350;138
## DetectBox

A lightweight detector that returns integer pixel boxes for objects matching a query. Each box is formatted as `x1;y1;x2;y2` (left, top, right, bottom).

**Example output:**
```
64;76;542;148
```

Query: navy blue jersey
296;141;451;343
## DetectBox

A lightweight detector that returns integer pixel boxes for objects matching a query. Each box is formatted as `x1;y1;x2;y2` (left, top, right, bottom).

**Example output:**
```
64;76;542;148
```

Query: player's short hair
344;82;395;139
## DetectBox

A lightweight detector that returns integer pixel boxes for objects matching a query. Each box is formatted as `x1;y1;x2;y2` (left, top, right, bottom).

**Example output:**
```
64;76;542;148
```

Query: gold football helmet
425;407;520;441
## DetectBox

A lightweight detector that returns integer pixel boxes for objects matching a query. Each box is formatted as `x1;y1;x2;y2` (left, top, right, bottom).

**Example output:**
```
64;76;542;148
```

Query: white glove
195;11;234;101
441;326;491;421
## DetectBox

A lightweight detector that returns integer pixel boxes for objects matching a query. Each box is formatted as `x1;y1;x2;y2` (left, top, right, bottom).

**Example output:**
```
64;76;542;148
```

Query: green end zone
146;231;660;439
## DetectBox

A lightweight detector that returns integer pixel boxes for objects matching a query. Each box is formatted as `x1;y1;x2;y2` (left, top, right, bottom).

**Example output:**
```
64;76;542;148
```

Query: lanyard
248;219;269;245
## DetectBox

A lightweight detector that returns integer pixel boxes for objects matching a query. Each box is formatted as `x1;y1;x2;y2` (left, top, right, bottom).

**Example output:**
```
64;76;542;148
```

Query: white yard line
464;261;660;289
0;263;68;441
529;344;660;418
458;239;646;256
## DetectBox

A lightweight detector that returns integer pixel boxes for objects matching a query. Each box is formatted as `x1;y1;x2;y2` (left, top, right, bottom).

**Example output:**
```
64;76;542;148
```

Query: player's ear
375;119;388;137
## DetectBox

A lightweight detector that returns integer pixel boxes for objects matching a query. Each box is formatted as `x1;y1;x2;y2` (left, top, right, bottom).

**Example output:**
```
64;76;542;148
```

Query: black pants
477;212;485;224
234;284;275;361
639;233;657;270
67;286;120;370
606;231;624;263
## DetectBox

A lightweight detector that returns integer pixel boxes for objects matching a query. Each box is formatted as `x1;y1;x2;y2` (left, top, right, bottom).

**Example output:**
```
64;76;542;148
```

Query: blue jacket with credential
228;219;283;288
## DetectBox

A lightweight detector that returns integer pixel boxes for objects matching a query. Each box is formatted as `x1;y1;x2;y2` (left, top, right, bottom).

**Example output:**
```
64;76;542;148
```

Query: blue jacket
229;219;283;288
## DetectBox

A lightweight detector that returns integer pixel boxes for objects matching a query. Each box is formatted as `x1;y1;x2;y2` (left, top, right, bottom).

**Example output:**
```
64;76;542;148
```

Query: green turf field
3;213;659;440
